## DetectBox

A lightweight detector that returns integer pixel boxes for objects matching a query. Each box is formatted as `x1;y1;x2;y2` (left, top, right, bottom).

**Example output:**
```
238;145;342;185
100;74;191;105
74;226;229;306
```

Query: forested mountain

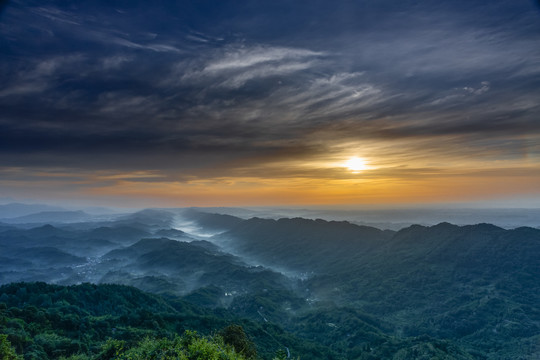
305;223;540;358
181;208;244;232
214;217;394;273
0;282;476;360
0;207;539;359
0;282;304;359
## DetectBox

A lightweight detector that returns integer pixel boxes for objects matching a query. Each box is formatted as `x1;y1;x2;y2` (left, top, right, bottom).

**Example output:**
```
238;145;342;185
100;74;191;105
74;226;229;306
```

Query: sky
1;0;540;208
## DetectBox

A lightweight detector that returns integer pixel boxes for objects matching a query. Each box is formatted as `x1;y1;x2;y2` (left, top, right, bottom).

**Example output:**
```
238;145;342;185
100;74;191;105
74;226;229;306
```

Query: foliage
0;282;334;360
95;331;246;360
219;325;257;360
1;213;539;359
0;334;23;360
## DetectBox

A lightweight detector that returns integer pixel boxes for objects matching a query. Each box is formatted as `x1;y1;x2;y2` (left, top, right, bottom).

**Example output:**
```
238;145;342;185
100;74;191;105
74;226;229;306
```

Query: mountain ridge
0;208;538;359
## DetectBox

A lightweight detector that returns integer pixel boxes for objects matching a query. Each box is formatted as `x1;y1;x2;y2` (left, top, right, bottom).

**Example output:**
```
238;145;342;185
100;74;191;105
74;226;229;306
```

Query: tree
102;331;248;360
219;325;258;360
0;334;23;360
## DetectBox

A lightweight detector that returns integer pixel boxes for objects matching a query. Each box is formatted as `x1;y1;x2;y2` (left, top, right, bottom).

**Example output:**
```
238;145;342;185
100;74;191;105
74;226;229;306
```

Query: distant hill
0;202;66;218
181;208;244;231
155;228;189;239
215;217;393;273
84;225;151;243
0;224;75;248
2;246;86;267
186;207;267;218
2;210;94;224
103;237;291;296
115;208;177;230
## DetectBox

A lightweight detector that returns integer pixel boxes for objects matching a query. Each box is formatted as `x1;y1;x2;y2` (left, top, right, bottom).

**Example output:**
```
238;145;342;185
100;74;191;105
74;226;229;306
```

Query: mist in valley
1;202;539;359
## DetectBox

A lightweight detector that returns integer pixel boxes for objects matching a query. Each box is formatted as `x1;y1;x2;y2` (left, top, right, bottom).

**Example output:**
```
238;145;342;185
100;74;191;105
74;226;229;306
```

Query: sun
344;157;368;172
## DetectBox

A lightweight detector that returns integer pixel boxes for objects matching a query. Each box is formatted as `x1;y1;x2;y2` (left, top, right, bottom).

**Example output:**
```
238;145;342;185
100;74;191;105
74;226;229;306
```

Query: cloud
218;61;316;88
31;6;82;25
0;55;85;98
269;72;382;120
463;81;490;95
0;0;539;206
101;55;132;69
103;35;183;53
176;45;324;90
205;46;324;71
0;83;49;97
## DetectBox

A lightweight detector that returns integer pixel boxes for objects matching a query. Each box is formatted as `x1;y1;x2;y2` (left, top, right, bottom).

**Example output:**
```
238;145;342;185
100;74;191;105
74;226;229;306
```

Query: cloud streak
0;0;539;206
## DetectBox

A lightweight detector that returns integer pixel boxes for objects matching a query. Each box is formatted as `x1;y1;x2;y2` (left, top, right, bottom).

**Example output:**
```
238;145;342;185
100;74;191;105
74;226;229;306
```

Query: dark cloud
0;0;539;197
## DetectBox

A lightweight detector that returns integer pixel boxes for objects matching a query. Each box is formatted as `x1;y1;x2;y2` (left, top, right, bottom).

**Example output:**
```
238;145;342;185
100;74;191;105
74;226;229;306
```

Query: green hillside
1;209;539;359
0;282;336;359
0;282;479;359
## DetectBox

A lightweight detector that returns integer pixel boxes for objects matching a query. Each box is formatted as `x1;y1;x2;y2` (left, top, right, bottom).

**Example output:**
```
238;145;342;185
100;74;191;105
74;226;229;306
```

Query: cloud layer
1;0;539;206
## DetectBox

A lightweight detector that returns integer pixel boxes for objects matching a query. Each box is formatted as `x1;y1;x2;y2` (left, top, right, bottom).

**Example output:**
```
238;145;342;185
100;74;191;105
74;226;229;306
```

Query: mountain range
0;206;538;359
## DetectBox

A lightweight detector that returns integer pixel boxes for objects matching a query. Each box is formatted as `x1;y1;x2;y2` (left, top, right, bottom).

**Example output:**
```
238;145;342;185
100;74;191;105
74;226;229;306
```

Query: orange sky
2;152;539;208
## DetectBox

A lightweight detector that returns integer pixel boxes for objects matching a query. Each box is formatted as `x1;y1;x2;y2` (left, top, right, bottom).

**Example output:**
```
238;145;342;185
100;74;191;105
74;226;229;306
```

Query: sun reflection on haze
344;157;369;172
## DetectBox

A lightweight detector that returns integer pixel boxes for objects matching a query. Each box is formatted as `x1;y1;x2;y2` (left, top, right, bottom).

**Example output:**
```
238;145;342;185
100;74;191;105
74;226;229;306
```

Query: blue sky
1;0;539;207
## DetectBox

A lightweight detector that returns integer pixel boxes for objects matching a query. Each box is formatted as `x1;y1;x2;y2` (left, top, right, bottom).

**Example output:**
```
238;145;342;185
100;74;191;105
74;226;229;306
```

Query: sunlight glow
345;157;368;172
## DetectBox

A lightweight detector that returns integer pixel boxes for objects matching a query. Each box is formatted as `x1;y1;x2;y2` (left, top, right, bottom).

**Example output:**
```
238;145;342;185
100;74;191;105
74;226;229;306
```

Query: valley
0;205;539;359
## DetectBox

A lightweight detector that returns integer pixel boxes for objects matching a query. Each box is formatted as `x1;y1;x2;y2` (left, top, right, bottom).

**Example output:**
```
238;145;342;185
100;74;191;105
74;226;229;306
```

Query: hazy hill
307;222;540;358
0;224;123;257
10;223;74;238
0;224;75;250
2;210;94;224
0;223;151;284
215;217;394;273
0;203;66;218
181;208;245;231
0;208;539;359
155;228;189;239
114;209;177;230
1;246;86;267
84;226;151;244
379;223;540;276
103;237;293;297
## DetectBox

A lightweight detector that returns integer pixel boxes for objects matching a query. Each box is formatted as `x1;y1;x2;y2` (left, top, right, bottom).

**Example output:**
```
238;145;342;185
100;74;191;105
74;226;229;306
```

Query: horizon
1;1;540;208
1;199;539;231
3;196;540;211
